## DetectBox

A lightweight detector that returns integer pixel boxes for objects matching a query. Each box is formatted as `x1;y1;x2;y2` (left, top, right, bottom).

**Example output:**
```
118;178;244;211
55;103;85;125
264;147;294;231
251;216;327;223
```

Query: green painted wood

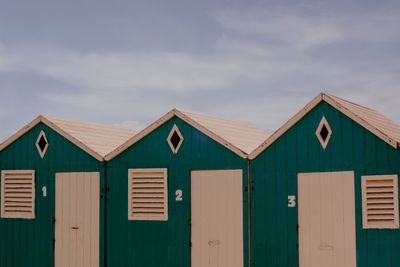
106;117;250;267
251;101;400;267
0;123;105;267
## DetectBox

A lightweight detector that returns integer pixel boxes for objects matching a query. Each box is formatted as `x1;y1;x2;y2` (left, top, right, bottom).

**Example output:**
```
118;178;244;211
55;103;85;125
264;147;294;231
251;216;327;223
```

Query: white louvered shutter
128;168;168;221
362;175;399;229
1;170;35;219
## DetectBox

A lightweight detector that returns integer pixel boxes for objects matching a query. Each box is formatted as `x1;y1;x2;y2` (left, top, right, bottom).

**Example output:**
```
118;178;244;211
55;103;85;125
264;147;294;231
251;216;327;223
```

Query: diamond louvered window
167;125;184;154
128;168;168;221
316;116;332;150
36;130;49;158
362;175;399;229
1;170;35;219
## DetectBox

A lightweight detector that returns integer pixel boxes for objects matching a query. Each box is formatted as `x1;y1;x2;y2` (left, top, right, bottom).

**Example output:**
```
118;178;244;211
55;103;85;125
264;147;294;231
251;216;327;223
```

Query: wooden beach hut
0;115;135;267
249;93;400;267
104;108;268;267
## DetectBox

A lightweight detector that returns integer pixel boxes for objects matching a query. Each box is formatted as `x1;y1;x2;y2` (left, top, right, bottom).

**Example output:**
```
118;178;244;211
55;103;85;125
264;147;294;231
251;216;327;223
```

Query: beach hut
104;108;268;267
249;93;400;267
0;115;135;267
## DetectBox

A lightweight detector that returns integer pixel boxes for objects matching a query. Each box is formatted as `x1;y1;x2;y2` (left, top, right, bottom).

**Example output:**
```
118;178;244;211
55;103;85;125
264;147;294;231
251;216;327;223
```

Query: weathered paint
107;117;250;267
251;101;400;267
0;123;105;267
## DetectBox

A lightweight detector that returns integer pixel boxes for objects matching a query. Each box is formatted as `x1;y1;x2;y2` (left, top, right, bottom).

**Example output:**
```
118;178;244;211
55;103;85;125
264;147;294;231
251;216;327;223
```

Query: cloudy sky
1;0;400;141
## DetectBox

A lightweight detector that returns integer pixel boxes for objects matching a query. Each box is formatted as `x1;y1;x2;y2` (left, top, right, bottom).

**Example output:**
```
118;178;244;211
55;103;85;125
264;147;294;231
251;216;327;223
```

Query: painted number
288;195;296;208
42;186;47;197
175;189;183;201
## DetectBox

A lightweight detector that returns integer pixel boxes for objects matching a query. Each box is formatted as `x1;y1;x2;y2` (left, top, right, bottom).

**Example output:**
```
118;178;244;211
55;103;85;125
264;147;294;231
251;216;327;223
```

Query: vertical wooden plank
91;172;100;267
266;146;277;267
75;173;83;267
298;173;308;267
343;172;357;267
276;137;288;267
332;172;344;267
83;172;91;267
55;174;61;267
319;173;332;266
365;133;379;267
63;173;71;267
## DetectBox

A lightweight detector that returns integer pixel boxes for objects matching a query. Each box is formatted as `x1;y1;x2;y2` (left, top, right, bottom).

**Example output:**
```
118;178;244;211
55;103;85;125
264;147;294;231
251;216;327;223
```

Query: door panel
191;170;243;267
55;172;100;267
298;171;356;267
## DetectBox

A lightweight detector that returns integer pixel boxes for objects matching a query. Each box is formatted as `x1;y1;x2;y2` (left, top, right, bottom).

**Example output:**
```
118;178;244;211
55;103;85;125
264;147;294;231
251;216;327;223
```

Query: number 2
42;186;47;197
175;190;183;201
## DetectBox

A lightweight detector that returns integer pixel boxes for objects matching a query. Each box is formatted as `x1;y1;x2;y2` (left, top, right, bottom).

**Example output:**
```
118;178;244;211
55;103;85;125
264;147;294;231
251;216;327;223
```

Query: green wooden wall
251;101;400;267
106;116;249;267
0;123;106;267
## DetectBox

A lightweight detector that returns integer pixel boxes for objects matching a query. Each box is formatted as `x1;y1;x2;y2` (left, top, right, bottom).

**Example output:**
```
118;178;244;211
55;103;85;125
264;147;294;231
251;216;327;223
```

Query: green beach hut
104;108;268;267
249;93;400;267
0;115;135;267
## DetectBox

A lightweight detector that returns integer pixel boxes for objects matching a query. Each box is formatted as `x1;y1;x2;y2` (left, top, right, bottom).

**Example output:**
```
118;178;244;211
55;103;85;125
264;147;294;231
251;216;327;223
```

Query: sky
1;0;400;142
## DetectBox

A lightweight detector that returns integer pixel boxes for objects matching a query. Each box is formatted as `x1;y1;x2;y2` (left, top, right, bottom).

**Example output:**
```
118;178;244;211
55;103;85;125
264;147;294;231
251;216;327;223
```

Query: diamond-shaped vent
320;125;329;142
36;130;49;158
316;116;332;150
167;125;184;154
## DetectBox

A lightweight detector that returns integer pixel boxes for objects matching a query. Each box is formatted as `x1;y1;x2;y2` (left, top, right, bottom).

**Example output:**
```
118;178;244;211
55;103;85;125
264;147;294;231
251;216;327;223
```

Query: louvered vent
362;175;399;229
128;168;168;221
1;170;35;219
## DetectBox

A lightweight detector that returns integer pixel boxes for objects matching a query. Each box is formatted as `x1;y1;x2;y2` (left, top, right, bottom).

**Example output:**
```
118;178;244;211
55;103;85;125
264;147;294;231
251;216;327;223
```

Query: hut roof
249;92;400;159
105;108;269;160
0;115;136;161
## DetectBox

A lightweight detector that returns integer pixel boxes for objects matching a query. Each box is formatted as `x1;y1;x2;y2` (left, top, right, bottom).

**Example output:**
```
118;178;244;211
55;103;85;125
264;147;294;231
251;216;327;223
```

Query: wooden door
55;172;100;267
191;170;243;267
298;171;356;267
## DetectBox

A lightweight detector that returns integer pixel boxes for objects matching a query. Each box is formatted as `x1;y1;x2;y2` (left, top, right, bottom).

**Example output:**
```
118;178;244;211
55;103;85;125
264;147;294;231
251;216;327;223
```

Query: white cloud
1;0;400;143
0;44;242;92
215;12;343;49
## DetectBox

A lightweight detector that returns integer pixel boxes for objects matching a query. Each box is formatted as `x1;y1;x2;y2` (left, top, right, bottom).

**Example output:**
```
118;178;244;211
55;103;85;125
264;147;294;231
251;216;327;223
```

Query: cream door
55;172;100;267
191;170;243;267
298;171;356;267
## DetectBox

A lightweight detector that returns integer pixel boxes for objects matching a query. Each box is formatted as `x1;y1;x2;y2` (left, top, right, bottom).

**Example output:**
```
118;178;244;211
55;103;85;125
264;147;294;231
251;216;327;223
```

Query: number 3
288;195;296;208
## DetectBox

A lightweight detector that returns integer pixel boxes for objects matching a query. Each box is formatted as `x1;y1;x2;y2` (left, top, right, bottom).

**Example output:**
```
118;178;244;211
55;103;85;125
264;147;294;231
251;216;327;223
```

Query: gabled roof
249;93;400;159
105;108;269;160
0;115;136;161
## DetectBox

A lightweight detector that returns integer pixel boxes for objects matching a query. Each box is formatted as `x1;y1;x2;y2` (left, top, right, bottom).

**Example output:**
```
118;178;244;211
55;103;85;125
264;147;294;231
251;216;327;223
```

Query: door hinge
189;241;192;248
188;218;191;226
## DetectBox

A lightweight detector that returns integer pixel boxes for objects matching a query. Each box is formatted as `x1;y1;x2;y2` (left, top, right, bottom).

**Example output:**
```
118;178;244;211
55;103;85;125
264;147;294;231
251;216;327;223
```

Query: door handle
208;240;221;246
71;226;79;230
318;244;333;250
